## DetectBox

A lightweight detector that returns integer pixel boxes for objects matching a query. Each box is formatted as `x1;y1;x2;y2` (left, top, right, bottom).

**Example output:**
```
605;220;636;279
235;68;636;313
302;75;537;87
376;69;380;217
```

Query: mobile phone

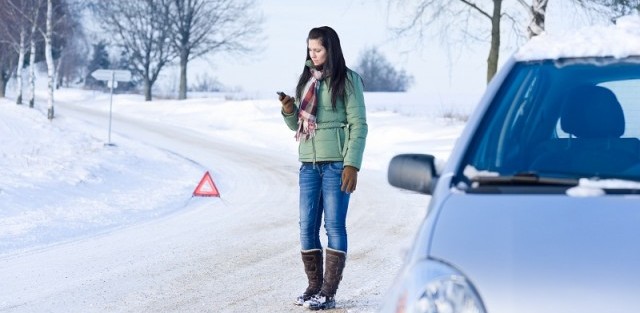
277;91;286;98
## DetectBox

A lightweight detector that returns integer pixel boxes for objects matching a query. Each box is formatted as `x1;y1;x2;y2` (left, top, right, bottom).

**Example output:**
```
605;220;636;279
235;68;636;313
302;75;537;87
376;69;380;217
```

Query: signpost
90;69;132;146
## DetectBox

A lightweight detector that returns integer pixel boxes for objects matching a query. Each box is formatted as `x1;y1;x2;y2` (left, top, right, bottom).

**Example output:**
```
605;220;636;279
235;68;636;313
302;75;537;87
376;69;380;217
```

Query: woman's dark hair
296;26;350;108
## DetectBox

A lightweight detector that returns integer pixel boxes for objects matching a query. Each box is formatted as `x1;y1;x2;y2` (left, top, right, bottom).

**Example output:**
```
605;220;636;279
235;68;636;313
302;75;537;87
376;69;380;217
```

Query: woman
279;26;367;310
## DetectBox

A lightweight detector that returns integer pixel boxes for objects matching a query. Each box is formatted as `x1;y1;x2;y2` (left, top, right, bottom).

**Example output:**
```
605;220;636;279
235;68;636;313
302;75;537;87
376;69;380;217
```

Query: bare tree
0;42;17;98
520;0;639;38
4;0;47;108
166;0;263;100
0;9;15;98
584;0;640;16
26;0;72;118
390;0;513;83
520;0;639;39
91;0;176;101
0;0;31;103
14;7;27;105
44;0;55;119
26;0;45;109
390;0;637;84
2;0;78;117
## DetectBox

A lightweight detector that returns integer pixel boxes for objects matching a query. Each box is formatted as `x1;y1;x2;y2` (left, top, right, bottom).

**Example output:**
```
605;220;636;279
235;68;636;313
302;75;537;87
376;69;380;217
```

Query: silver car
381;17;640;313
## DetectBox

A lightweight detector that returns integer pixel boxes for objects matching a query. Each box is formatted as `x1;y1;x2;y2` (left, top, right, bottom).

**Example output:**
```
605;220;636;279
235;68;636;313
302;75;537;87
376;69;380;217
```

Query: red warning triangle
193;171;220;197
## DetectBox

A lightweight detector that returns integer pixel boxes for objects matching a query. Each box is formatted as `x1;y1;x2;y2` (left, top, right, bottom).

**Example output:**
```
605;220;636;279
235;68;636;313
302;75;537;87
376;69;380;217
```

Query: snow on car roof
515;15;640;61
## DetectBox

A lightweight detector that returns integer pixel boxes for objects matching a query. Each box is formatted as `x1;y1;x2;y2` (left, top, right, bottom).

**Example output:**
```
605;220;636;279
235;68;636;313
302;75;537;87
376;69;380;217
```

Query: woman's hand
279;93;295;114
341;166;358;193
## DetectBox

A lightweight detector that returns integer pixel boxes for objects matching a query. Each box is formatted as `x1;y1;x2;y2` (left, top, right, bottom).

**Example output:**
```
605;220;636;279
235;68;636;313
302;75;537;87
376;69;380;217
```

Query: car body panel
430;194;640;313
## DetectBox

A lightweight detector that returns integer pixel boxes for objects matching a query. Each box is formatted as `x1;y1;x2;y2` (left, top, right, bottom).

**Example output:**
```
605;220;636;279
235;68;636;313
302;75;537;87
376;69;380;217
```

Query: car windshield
461;57;640;185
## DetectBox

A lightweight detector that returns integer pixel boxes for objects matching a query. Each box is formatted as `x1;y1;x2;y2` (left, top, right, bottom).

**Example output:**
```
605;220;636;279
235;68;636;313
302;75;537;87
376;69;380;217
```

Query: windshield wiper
471;172;580;187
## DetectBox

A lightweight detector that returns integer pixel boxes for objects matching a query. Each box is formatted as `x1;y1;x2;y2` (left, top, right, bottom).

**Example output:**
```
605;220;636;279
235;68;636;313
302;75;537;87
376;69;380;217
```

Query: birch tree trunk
28;22;37;109
16;29;26;105
528;0;549;38
45;0;55;119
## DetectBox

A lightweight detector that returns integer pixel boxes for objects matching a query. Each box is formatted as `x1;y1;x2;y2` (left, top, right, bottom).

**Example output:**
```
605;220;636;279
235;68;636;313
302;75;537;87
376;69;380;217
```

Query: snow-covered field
0;87;469;312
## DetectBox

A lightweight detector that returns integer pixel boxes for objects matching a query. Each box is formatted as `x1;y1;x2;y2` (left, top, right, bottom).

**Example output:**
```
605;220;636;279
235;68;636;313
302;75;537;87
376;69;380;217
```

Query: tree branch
458;0;492;20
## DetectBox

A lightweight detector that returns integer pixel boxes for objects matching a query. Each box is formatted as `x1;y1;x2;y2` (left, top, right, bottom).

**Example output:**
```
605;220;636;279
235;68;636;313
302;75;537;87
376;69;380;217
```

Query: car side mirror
387;154;437;195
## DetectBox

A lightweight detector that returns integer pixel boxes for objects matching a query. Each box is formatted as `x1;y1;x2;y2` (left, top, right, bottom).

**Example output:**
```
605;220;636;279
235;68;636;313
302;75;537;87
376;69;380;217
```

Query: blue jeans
299;162;351;253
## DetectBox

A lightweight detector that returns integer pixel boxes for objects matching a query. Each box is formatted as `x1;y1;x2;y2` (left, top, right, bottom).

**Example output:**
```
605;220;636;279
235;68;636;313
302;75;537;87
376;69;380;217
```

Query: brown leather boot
295;249;323;306
304;248;346;310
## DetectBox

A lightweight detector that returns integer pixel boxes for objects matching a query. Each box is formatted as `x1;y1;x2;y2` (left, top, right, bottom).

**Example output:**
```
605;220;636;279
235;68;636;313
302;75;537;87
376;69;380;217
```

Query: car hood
430;193;640;313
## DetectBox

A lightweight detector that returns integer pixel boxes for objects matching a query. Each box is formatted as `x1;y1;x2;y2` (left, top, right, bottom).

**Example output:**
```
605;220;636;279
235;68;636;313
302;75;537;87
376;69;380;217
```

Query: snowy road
1;99;430;313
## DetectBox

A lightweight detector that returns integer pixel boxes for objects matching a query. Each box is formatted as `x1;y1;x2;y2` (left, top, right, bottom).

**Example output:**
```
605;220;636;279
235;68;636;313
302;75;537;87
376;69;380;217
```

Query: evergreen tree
85;40;110;89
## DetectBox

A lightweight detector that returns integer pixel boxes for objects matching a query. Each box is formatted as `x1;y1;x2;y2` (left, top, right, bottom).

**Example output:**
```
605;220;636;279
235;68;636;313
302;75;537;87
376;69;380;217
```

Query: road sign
91;69;132;82
89;69;132;146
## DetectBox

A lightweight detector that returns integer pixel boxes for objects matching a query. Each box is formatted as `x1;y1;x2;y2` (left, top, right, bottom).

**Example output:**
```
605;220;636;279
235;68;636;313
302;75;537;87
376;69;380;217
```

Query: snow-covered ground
0;87;468;312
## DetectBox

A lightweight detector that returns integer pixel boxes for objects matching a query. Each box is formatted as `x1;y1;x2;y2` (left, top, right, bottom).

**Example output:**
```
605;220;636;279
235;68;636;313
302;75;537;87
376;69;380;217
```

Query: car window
462;57;640;182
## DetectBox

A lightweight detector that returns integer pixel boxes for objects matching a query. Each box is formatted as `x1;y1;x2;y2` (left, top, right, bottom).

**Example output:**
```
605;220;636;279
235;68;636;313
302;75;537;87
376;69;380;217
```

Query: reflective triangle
193;171;220;197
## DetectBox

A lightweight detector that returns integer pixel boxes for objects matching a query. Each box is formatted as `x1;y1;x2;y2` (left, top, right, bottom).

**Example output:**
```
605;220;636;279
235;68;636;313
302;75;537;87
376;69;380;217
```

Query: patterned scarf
296;61;325;141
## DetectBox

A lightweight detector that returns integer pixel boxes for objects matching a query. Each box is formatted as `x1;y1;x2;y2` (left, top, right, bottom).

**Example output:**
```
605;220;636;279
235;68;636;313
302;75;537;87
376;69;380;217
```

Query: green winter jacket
282;70;368;170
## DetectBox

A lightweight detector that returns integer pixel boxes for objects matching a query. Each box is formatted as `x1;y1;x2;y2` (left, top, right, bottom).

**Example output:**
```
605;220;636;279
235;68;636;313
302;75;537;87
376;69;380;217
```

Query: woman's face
308;39;327;67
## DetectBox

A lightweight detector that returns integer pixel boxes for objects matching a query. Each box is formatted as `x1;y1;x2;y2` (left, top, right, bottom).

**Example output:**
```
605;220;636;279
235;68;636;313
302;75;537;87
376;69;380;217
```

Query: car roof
514;15;640;61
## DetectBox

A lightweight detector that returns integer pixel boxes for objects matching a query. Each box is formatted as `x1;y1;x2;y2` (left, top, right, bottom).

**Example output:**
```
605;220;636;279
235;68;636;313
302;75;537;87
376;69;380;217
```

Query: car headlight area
385;259;486;313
